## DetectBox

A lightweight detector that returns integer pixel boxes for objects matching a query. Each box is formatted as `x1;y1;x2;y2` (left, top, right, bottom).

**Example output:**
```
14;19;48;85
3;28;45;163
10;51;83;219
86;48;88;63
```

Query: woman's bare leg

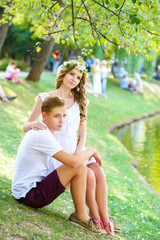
88;163;109;219
88;163;114;235
57;163;107;234
86;168;102;229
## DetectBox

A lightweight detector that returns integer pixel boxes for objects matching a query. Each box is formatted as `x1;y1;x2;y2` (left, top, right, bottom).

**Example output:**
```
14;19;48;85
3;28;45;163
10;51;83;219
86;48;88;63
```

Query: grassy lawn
0;74;160;240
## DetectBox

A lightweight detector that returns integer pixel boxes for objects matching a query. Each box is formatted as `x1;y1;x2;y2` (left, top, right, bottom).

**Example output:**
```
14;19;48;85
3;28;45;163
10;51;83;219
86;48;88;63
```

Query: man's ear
42;112;47;120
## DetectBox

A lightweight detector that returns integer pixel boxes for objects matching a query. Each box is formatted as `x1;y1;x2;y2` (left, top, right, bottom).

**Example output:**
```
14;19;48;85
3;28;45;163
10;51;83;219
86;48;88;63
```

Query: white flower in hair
61;58;88;77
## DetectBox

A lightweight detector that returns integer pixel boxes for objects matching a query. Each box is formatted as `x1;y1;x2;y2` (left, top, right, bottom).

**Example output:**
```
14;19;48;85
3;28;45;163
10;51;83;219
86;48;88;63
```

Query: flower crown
61;59;88;76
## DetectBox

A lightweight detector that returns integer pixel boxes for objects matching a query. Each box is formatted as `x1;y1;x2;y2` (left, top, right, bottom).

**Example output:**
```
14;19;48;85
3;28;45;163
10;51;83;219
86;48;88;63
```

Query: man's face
42;106;66;133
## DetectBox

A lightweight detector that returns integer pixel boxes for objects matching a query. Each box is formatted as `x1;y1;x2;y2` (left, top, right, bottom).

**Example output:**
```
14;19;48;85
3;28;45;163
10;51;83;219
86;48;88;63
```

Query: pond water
112;114;160;196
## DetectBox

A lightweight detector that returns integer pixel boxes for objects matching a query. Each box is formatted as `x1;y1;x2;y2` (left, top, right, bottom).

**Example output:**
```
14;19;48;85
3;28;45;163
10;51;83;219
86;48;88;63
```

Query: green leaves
114;3;119;9
131;16;141;24
1;0;159;59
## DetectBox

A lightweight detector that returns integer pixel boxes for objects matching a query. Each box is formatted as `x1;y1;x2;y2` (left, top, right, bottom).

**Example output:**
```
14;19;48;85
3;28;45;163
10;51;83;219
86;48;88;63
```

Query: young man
12;96;103;234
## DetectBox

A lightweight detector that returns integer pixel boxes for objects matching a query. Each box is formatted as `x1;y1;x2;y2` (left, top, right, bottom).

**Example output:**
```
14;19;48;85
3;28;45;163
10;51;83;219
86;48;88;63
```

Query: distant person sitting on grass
152;65;160;80
133;72;144;94
120;73;135;93
12;96;105;235
0;84;17;102
5;61;22;83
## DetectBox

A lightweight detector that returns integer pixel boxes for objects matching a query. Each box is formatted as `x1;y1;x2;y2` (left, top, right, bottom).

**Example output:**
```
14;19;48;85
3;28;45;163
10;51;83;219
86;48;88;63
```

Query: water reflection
112;114;160;196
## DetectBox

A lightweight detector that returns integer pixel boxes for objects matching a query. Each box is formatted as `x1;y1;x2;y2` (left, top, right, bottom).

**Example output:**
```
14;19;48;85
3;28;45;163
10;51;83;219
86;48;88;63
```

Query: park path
0;70;53;79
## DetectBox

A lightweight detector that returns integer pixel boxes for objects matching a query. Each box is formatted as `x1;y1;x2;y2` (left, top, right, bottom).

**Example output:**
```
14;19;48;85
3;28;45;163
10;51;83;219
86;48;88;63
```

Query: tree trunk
0;4;12;52
26;38;55;82
0;23;10;52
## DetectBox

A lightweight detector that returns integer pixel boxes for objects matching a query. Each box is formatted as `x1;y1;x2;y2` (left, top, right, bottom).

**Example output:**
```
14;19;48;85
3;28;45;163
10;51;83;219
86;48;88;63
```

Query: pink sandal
92;218;102;225
89;215;107;234
101;219;114;236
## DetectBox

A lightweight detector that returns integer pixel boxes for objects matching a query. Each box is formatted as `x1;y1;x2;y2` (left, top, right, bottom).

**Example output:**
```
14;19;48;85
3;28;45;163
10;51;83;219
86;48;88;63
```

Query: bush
0;58;28;71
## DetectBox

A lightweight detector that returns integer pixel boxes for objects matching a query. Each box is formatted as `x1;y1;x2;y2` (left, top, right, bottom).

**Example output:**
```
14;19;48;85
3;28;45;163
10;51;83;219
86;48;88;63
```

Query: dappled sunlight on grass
4;105;28;130
113;192;127;203
108;165;120;174
143;81;160;101
0;151;14;180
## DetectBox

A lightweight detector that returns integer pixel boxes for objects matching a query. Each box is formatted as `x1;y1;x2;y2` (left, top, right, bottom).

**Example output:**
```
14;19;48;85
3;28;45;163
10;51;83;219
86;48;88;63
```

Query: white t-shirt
12;126;62;199
5;65;14;77
101;66;108;78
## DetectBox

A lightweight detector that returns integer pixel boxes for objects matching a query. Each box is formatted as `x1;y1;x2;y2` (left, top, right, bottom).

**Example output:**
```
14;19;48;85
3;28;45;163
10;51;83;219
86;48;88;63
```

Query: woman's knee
87;168;96;187
88;163;106;184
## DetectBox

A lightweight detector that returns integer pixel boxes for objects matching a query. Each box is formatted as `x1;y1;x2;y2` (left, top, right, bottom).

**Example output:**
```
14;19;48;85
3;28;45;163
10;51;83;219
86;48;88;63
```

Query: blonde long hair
55;65;87;121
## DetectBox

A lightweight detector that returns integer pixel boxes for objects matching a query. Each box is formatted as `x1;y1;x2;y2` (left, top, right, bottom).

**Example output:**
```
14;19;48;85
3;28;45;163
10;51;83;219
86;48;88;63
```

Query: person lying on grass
0;84;17;102
12;96;113;235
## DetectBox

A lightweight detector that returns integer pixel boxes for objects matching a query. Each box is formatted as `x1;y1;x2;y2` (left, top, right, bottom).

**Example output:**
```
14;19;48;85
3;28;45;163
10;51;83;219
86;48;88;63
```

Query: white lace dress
92;65;102;94
35;92;95;172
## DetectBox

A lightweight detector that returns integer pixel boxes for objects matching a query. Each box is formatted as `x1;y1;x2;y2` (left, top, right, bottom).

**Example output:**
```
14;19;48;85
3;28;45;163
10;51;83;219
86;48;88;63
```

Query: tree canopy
1;0;159;60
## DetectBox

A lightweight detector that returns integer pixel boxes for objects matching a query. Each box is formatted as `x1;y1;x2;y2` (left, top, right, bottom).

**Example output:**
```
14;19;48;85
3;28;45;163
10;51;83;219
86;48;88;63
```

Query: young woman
101;60;108;98
92;58;102;96
23;60;115;235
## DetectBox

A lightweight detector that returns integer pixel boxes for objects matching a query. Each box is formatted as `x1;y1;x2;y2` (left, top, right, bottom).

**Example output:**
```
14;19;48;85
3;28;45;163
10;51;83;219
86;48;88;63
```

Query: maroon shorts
17;169;65;208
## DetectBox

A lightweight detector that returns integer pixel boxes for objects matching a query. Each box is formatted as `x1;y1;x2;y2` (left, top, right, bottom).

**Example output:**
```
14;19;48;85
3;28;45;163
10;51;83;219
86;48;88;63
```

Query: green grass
0;74;160;240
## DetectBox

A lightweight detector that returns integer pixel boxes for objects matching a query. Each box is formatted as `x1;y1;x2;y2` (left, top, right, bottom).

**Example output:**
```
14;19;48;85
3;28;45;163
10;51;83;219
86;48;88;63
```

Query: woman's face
63;68;82;89
95;59;100;65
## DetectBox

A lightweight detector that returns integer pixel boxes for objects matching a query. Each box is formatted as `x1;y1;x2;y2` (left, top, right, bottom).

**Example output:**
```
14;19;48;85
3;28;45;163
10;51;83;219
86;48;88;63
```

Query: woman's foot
101;219;114;236
109;217;121;231
68;212;104;234
91;217;103;230
88;213;107;234
88;213;102;229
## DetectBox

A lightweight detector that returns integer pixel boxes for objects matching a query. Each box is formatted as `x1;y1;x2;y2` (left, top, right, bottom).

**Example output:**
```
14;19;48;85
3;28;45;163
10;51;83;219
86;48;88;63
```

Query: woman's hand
32;121;47;131
89;149;102;167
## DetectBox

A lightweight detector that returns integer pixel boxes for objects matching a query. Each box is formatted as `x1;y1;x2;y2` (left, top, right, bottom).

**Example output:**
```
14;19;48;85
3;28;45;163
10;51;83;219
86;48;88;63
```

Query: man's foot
68;212;103;234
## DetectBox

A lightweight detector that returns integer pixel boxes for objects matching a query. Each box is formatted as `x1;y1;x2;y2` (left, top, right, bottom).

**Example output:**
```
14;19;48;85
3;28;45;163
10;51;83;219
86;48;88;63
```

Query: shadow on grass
0;104;24;157
0;176;76;239
0;176;110;240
